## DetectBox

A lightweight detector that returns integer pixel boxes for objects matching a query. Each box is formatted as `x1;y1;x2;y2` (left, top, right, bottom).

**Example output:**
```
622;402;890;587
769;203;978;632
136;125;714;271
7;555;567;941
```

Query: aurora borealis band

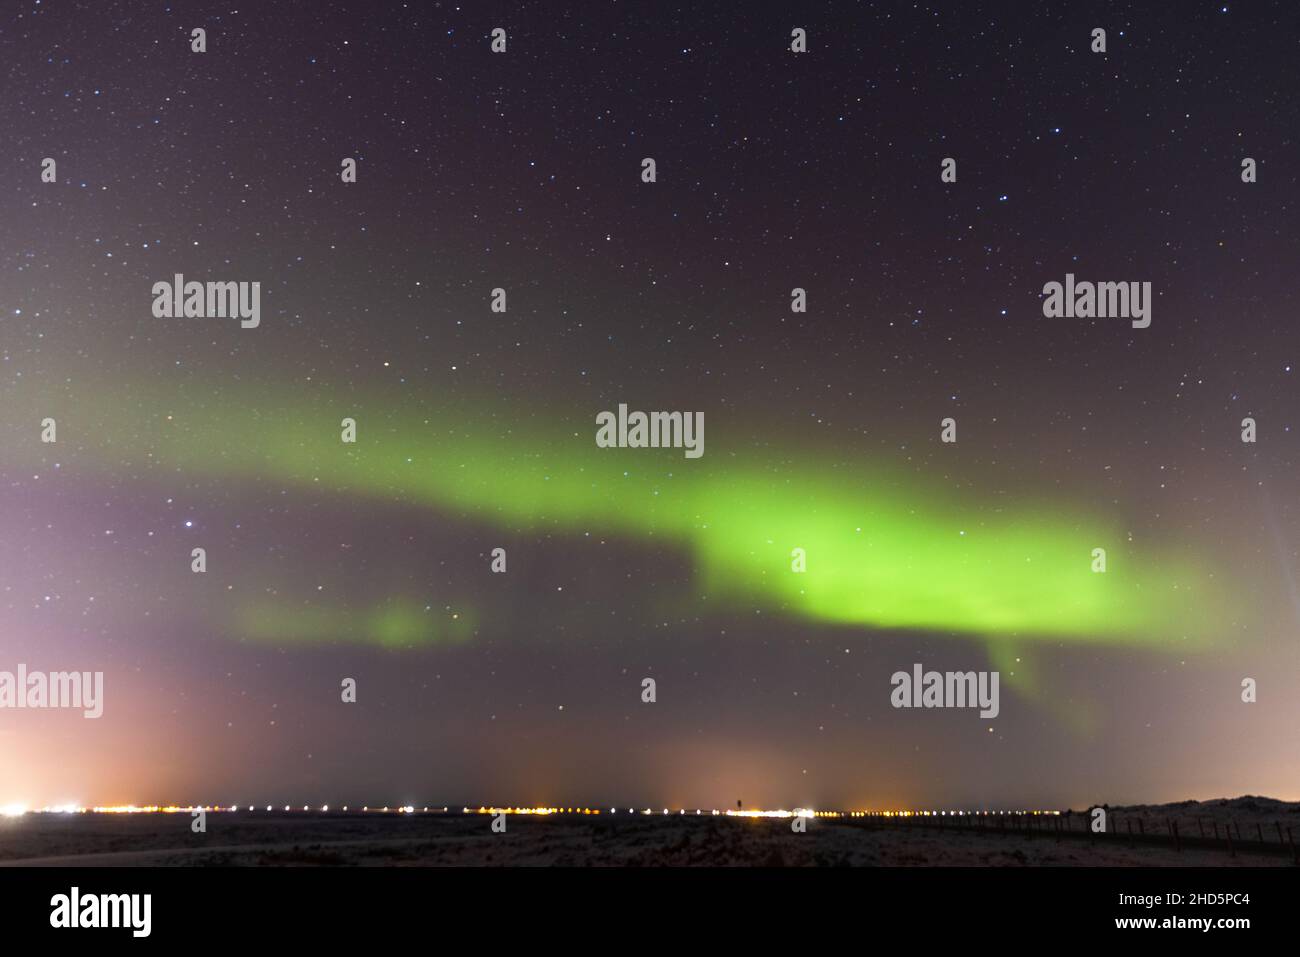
5;378;1239;645
3;1;1299;812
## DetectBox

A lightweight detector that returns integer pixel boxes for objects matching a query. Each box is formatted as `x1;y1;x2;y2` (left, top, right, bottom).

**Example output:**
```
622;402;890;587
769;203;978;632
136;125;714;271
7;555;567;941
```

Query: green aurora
19;380;1238;652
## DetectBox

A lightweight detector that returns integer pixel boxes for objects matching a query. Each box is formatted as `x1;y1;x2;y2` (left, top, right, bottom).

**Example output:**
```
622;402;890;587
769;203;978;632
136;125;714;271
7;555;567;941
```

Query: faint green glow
236;599;476;648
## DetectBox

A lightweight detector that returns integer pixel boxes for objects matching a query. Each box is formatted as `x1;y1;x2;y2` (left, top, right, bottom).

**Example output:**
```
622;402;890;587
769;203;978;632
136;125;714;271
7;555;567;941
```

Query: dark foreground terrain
1;797;1295;866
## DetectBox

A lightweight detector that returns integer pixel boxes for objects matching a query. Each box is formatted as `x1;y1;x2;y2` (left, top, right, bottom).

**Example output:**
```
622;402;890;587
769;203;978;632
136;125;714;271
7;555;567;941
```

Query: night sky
2;1;1298;812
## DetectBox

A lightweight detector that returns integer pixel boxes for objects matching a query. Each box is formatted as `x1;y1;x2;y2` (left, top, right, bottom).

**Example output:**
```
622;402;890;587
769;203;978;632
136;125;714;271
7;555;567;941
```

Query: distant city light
2;803;1065;819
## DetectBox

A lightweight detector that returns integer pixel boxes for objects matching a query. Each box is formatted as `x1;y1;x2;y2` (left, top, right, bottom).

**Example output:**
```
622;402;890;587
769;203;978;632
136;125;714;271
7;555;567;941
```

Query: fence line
835;811;1298;862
